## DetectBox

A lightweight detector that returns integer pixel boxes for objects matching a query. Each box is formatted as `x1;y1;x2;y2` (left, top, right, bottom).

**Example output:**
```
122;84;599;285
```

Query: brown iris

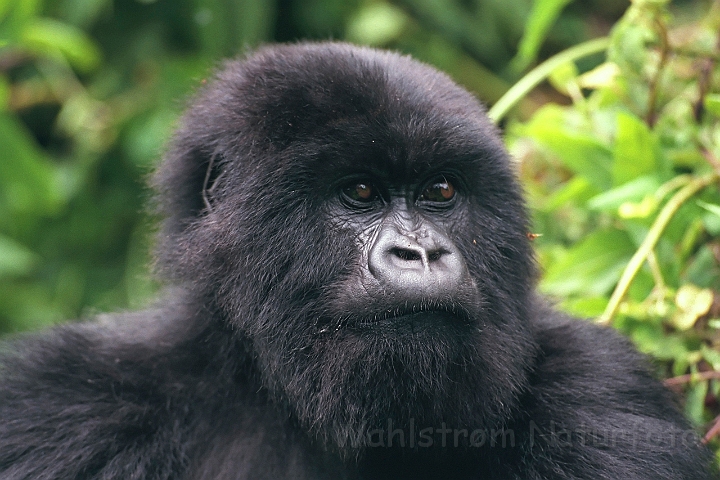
343;182;376;202
421;179;455;202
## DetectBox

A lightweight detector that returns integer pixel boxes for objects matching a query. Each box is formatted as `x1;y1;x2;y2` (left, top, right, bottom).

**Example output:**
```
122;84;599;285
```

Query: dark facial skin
324;171;480;332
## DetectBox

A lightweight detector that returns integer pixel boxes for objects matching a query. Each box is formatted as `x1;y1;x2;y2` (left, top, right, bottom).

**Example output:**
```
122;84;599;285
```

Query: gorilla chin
275;307;527;461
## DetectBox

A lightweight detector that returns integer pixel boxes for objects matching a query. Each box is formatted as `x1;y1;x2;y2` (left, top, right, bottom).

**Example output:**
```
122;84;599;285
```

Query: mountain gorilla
0;43;714;479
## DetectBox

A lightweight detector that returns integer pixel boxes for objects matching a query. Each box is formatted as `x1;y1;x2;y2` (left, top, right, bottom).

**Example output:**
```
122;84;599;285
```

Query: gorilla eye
342;182;379;204
420;178;455;203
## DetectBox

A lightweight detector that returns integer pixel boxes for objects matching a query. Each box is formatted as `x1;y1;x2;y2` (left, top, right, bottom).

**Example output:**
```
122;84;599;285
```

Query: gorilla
0;42;714;479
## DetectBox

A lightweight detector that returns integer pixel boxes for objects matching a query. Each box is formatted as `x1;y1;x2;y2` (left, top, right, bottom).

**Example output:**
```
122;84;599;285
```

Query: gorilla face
155;43;537;458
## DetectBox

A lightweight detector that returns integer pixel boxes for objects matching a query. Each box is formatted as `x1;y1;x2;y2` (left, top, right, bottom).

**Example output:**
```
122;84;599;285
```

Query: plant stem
599;172;719;325
488;37;610;124
645;17;669;127
664;370;720;386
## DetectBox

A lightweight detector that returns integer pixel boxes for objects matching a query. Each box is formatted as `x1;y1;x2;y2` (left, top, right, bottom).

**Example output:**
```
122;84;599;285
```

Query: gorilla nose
368;228;465;297
386;245;448;269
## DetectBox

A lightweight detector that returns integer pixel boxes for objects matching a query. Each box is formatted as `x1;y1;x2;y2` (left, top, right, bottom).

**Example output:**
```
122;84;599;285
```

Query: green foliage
509;0;574;74
507;0;720;452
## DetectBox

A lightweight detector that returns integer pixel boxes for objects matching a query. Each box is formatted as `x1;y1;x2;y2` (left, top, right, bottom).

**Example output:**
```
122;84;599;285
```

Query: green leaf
548;61;579;96
346;2;407;45
686;246;720;288
123;108;176;167
0;76;9;110
577;62;621;90
54;0;110;28
618;195;658;219
509;0;574;73
543;176;596;211
525;107;613;190
4;0;41;22
0;235;38;276
541;229;635;296
0;0;12;23
701;345;720;371
558;296;609;318
630;324;688;360
684;380;709;426
21;18;101;72
673;284;713;330
697;200;720;219
703;94;720;117
609;20;654;73
587;175;661;211
612;112;658;185
0;112;66;215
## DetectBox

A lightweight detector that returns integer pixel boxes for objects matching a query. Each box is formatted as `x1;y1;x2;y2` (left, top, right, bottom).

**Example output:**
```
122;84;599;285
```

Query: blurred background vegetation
1;0;720;462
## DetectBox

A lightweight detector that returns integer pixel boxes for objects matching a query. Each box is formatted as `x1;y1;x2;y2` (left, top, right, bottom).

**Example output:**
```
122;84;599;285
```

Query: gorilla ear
152;59;248;237
152;140;223;236
150;129;230;282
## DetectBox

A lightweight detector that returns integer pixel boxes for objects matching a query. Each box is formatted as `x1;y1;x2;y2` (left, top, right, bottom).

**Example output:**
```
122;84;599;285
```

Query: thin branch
670;48;720;61
599;172;719;325
702;147;720;176
703;414;720;444
488;37;610;125
693;24;720;122
664;370;720;387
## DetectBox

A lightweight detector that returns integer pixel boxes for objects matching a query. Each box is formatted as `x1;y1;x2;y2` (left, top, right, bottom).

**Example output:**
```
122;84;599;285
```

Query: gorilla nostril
427;249;446;262
389;247;422;262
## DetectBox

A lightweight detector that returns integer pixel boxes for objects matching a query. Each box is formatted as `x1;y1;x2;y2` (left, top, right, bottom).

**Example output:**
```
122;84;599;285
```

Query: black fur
0;43;714;479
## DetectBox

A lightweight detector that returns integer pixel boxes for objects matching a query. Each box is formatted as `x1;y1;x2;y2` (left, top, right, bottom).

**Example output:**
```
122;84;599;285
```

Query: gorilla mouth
354;302;473;331
315;302;473;336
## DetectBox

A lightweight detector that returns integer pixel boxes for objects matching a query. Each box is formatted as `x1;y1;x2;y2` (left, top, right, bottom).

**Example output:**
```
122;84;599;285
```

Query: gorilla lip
316;299;473;334
352;302;472;330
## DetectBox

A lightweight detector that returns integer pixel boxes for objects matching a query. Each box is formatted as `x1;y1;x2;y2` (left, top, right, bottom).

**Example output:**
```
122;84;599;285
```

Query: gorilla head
154;43;537;459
